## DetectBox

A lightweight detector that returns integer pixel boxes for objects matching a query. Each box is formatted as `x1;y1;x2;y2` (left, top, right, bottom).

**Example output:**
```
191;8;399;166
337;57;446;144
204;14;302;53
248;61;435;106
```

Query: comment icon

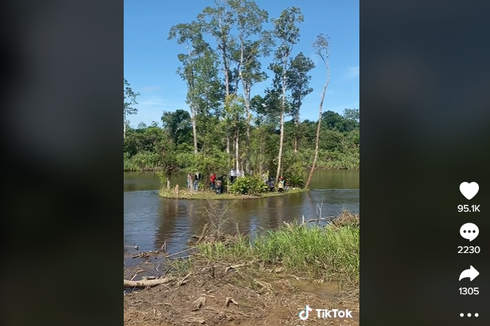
460;223;479;242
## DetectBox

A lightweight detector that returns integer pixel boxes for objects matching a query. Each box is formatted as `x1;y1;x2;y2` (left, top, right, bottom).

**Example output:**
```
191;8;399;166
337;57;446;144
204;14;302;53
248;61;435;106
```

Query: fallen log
123;276;175;288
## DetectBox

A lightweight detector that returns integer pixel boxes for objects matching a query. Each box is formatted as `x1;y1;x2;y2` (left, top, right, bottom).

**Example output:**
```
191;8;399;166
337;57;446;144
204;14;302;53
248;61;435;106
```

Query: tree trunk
293;116;299;154
235;129;240;176
258;128;264;177
238;40;251;174
306;62;329;189
223;60;230;96
243;86;251;174
275;109;285;185
218;12;230;98
221;37;231;167
275;69;287;185
226;134;230;154
191;106;198;155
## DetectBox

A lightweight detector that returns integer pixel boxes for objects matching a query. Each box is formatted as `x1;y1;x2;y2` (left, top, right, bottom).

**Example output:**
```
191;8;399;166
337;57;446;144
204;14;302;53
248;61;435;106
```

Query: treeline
123;108;359;171
123;0;359;189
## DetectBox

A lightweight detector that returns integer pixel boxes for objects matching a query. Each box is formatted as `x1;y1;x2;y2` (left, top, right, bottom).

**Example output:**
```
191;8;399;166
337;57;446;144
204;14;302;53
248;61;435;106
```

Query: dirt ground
124;251;359;326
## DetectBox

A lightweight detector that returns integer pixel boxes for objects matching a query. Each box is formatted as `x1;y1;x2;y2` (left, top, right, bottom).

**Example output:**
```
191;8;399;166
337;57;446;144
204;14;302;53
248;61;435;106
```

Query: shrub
283;162;306;188
281;151;307;188
129;151;161;170
230;176;268;195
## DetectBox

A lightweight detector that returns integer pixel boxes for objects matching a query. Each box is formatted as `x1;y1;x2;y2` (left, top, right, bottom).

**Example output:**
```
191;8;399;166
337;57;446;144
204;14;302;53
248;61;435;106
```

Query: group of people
209;173;225;194
187;172;226;194
262;172;289;192
186;172;201;192
186;170;289;194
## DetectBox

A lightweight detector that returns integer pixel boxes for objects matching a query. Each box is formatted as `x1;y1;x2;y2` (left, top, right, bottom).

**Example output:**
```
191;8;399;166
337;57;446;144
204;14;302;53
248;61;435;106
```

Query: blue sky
124;0;358;128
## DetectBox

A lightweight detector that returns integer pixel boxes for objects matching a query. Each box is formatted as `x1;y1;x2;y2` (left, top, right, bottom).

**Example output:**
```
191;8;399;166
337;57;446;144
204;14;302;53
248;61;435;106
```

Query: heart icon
459;182;479;200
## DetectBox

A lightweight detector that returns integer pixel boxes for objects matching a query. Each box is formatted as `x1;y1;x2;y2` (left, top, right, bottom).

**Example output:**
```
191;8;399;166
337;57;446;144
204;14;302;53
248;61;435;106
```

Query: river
124;170;359;254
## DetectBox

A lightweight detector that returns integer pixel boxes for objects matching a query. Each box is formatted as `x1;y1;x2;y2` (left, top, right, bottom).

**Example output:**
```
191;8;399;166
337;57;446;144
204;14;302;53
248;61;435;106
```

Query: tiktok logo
299;305;313;321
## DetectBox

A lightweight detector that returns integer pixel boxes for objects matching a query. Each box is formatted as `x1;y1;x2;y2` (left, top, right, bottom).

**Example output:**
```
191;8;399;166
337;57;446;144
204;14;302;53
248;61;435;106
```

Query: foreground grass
168;212;360;285
159;187;308;200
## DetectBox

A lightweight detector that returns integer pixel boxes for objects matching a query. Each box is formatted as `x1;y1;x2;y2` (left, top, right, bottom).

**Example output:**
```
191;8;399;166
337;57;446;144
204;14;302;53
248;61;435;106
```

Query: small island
158;170;309;200
159;185;309;200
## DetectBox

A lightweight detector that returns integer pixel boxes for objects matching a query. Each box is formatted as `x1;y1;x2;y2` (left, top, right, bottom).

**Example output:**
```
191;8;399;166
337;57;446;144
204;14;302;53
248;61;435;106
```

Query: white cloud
345;66;359;80
139;97;185;109
143;85;161;92
139;98;166;106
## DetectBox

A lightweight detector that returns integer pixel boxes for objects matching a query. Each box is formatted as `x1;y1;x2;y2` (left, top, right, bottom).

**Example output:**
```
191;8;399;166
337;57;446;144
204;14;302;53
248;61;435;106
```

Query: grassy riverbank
124;211;360;325
196;218;359;283
187;210;359;283
158;187;309;200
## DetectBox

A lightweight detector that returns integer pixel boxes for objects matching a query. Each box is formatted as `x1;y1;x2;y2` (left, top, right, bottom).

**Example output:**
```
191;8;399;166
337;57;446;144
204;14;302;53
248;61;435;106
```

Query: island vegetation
123;0;359;197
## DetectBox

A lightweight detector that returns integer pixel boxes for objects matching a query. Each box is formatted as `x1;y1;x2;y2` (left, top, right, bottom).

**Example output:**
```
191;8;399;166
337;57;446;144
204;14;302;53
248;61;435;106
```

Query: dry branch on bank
299;215;332;225
123;276;175;288
177;272;192;286
224;263;245;273
225;297;238;307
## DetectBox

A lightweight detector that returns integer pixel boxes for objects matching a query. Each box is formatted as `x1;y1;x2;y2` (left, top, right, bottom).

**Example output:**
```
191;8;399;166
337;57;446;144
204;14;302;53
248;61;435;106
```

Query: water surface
124;170;359;253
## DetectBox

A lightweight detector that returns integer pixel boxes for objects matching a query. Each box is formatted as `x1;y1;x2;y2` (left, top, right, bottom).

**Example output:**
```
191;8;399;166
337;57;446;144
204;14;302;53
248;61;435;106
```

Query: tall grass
197;221;359;283
256;224;358;280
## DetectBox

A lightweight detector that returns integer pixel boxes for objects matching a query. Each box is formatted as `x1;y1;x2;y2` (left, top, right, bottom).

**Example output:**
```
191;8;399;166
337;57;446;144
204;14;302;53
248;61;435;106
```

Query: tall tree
124;79;140;138
189;49;223;152
198;1;236;154
223;94;245;174
229;0;270;173
168;22;222;154
306;33;330;189
270;6;304;185
249;95;268;175
198;0;236;99
286;52;315;153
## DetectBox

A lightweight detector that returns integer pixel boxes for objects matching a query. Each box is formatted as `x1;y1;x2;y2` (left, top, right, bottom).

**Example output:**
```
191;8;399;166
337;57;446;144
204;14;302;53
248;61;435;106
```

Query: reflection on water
124;170;359;253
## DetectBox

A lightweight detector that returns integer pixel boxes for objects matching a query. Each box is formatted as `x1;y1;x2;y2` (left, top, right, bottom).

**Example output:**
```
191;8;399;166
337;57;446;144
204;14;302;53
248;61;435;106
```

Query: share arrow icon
459;265;479;281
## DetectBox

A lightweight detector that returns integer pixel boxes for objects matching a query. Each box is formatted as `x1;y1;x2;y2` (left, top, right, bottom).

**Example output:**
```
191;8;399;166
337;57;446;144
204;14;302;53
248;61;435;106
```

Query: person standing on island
277;176;285;192
210;173;216;191
262;171;268;184
187;173;193;193
193;172;199;192
230;169;236;184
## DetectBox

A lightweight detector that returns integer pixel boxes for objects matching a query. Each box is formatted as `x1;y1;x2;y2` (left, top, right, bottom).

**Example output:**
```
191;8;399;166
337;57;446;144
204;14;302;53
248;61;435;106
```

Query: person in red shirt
210;173;216;190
